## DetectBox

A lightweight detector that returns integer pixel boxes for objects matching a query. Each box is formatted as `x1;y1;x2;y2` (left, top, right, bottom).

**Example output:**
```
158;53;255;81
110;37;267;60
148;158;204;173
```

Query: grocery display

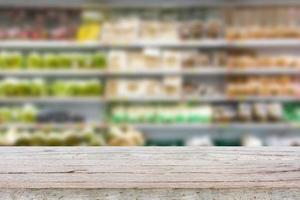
108;50;225;72
0;78;102;97
37;110;84;123
283;103;300;123
0;1;299;146
213;103;283;123
109;103;298;124
0;104;86;124
0;9;79;40
0;104;38;123
226;7;300;40
101;11;224;43
106;77;181;99
76;11;102;42
184;135;300;147
227;53;300;69
0;51;106;70
226;76;300;97
0;125;145;146
110;104;212;123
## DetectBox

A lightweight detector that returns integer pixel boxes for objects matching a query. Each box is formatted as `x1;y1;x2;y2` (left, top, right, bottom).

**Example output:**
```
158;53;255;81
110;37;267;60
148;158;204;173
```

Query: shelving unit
0;1;299;145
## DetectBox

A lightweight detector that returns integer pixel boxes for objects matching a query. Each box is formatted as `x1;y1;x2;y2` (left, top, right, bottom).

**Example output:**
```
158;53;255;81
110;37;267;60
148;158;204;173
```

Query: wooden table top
0;147;299;189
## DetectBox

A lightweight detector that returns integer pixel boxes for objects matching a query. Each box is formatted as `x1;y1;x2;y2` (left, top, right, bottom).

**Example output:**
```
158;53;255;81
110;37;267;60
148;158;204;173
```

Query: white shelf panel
0;68;298;77
0;40;227;49
1;122;299;130
106;69;227;76
0;41;104;49
230;39;300;48
109;67;300;76
132;123;300;130
0;96;297;104
0;70;106;76
1;39;300;49
106;96;182;102
107;96;300;102
0;97;103;104
185;96;300;102
226;68;300;75
133;123;300;140
0;123;105;129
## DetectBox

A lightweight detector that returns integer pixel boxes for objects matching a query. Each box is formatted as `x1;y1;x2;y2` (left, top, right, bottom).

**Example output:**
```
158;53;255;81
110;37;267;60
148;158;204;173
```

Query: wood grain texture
0;147;299;189
1;189;300;200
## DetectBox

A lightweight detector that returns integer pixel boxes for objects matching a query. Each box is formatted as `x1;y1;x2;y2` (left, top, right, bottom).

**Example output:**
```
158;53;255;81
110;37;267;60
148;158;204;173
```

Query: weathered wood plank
0;147;299;190
1;189;300;200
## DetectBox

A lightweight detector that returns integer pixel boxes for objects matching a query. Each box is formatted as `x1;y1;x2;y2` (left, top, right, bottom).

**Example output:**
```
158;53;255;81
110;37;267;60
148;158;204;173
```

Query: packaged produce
179;20;204;40
242;135;263;147
27;52;44;69
213;106;236;123
162;51;181;71
0;9;79;40
185;136;213;146
0;51;107;70
206;19;222;38
101;17;140;43
106;125;145;146
0;125;144;146
163;76;182;97
51;79;102;97
253;103;268;122
181;51;210;68
110;104;212;124
77;11;102;42
237;103;252;122
267;103;283;122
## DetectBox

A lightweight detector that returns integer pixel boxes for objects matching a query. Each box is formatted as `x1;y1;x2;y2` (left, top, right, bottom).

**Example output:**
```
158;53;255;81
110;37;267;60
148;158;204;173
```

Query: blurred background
0;0;299;146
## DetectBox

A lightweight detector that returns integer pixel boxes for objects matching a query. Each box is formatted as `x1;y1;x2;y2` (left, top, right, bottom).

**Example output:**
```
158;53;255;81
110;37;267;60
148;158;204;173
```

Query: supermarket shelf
106;96;182;103
0;0;98;8
132;123;300;130
226;68;300;75
1;122;299;130
0;41;105;49
106;69;229;76
0;68;299;77
221;96;300;102
0;70;107;77
0;69;192;77
0;96;297;104
0;123;105;129
107;96;300;103
2;0;300;8
108;68;300;76
2;39;300;49
0;40;227;49
0;97;103;104
135;123;300;140
0;0;232;8
229;39;300;48
185;96;300;102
